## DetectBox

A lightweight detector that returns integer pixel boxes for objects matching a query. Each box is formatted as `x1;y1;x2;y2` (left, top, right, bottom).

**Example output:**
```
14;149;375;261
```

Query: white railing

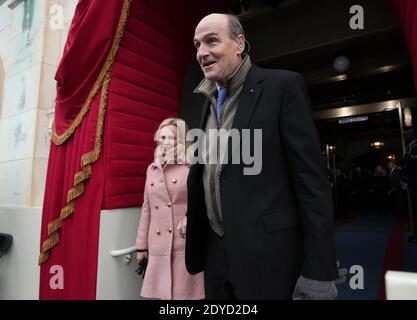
110;246;137;265
110;246;137;257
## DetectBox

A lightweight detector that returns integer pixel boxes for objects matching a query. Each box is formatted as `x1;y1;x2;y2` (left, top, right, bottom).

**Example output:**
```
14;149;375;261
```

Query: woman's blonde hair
154;118;192;164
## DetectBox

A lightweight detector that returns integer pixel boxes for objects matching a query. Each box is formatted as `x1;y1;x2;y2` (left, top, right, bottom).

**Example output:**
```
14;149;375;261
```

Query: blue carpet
335;214;397;300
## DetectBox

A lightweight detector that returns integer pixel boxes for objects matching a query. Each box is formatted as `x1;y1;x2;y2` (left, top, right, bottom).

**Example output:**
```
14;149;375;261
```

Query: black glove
135;256;148;279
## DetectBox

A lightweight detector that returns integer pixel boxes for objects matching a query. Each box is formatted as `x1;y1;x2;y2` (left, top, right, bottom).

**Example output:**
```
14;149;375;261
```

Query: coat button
154;204;159;209
168;228;172;233
150;182;154;186
167;202;172;208
172;178;177;184
156;230;161;235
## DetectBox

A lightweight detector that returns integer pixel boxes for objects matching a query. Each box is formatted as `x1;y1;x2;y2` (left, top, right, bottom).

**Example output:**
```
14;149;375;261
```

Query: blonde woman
135;118;203;300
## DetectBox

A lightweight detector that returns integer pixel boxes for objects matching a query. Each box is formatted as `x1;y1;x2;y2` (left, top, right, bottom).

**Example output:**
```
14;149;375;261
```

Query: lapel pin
250;89;255;93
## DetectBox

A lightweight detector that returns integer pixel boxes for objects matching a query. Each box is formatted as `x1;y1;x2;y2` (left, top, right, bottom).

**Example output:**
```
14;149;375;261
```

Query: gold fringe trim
80;73;110;168
74;165;92;185
67;183;85;203
60;201;75;220
41;232;60;252
38;0;132;265
52;0;132;146
38;251;50;265
47;201;75;235
47;218;62;235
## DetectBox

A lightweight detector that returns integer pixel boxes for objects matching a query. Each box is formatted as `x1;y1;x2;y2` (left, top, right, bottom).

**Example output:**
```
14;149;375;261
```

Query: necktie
216;86;227;122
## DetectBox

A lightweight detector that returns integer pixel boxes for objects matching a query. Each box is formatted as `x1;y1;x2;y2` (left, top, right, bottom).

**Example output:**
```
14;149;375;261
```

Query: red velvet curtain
389;0;417;92
39;0;237;300
39;93;106;299
53;0;126;138
39;0;130;300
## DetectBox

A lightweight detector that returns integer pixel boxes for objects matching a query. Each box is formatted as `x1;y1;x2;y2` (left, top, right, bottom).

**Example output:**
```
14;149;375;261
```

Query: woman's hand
136;250;148;261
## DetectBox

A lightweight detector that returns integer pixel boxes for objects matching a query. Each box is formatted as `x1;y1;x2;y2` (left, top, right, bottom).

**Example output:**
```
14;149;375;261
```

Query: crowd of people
333;161;407;217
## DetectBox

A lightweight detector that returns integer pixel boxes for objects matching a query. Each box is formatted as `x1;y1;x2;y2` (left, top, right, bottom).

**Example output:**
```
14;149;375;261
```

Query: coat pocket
262;212;297;233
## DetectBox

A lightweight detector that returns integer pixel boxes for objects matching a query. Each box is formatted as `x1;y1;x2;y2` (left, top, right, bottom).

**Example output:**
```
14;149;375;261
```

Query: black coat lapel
226;66;265;165
231;65;265;131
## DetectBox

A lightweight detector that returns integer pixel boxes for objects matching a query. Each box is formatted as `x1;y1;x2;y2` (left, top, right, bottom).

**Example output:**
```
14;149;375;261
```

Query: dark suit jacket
185;65;338;298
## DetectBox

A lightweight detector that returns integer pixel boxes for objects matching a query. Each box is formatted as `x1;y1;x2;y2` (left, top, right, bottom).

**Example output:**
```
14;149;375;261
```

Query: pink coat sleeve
135;183;150;259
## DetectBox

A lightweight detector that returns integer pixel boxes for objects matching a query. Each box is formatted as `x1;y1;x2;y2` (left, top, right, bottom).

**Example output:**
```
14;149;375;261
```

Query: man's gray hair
225;14;245;38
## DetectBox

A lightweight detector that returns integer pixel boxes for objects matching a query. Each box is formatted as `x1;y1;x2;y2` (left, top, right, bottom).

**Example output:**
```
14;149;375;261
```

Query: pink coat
135;161;204;300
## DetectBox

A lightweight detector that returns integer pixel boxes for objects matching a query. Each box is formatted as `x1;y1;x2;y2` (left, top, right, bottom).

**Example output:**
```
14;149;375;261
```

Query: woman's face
158;125;177;150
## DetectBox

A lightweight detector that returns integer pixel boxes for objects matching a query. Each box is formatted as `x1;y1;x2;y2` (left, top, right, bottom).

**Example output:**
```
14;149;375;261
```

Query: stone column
0;0;76;208
0;0;77;299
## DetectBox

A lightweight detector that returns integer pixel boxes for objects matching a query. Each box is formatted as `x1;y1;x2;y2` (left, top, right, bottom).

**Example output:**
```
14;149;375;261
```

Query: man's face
193;14;244;86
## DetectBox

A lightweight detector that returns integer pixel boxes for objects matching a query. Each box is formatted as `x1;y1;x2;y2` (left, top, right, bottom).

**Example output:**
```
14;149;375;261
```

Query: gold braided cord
38;0;132;265
52;0;132;146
